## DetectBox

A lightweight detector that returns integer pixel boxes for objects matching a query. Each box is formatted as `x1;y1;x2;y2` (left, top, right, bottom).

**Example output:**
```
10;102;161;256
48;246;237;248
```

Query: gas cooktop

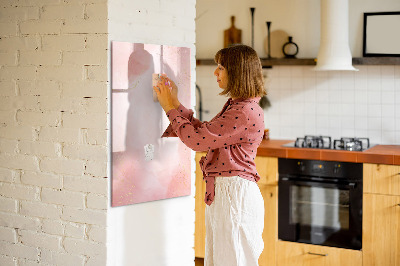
282;135;375;151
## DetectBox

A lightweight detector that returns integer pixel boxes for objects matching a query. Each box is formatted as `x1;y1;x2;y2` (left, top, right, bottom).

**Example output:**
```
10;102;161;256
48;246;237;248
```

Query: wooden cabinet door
364;164;400;196
259;185;278;266
276;241;362;266
255;156;278;186
363;193;400;266
195;152;207;258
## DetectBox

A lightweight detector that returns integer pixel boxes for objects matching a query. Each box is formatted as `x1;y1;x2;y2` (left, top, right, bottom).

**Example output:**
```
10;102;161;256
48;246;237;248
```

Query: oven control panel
281;158;362;180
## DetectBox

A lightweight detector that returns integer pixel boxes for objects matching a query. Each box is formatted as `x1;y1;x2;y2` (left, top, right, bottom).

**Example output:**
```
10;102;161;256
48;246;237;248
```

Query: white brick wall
0;0;108;265
108;0;196;265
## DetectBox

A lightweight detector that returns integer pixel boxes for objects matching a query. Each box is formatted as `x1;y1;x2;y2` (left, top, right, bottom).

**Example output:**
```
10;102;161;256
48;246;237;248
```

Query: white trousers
205;176;264;266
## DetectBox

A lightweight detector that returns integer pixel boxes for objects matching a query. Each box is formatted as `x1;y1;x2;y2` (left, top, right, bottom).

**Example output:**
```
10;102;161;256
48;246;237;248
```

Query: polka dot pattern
161;97;265;205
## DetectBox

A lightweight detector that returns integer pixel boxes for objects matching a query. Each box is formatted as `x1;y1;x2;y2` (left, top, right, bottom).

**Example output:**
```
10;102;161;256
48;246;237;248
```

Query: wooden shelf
196;57;400;67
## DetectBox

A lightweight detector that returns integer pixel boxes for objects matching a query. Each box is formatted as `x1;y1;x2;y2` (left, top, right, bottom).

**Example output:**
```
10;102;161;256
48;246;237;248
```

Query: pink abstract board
111;42;191;206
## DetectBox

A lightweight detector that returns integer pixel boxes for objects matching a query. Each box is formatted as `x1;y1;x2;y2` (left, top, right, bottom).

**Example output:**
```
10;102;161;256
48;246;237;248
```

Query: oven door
278;176;362;250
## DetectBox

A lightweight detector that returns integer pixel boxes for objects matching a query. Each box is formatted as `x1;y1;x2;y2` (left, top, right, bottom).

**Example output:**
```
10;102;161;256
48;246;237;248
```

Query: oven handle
280;177;357;189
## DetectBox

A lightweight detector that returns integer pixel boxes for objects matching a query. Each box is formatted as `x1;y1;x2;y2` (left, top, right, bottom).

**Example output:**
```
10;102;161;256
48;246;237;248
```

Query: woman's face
214;64;228;90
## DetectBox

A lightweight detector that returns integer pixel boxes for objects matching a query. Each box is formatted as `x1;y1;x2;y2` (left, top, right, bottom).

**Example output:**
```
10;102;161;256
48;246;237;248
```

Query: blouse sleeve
165;106;249;152
161;103;202;138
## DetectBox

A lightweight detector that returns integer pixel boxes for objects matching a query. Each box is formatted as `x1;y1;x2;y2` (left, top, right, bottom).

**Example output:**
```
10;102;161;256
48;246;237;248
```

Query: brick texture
0;1;108;264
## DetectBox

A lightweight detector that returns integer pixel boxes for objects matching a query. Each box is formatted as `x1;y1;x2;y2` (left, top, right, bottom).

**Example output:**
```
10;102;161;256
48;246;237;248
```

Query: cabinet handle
307;252;328;256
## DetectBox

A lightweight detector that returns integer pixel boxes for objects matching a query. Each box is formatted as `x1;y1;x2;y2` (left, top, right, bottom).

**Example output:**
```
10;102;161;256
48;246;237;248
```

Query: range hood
314;0;358;71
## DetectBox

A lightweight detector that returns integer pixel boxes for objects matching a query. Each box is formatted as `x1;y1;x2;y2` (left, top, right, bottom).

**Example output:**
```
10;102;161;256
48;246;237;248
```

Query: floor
195;257;204;266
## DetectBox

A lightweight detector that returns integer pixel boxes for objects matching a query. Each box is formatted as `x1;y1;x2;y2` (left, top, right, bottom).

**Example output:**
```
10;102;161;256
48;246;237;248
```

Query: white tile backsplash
196;65;400;144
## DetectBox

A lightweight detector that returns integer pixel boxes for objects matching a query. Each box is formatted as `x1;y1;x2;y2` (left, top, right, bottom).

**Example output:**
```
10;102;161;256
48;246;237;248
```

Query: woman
153;44;266;266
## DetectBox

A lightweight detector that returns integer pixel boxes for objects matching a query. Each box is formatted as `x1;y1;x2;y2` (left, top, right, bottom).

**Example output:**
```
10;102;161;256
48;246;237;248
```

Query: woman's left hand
153;78;175;113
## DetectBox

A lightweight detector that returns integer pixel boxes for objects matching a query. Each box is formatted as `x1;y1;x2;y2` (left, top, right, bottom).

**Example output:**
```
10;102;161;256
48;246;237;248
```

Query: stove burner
333;137;370;151
295;135;332;149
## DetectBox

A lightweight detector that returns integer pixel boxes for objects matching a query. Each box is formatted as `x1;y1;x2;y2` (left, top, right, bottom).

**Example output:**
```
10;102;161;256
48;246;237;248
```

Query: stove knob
334;164;341;174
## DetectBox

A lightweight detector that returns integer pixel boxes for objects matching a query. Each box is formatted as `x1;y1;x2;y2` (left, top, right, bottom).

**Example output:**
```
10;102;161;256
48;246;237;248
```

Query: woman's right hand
160;75;180;108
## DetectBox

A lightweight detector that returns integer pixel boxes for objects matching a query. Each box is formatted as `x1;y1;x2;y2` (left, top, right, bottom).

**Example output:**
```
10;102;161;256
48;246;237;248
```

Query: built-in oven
278;158;363;250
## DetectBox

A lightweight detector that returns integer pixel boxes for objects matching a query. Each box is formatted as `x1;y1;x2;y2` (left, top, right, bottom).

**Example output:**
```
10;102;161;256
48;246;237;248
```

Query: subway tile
328;88;341;103
341;104;355;116
367;77;381;91
367;91;381;104
329;116;342;129
368;117;382;131
381;77;395;91
341;89;354;103
381;65;395;77
355;116;368;130
382;104;395;118
291;77;304;90
381;131;396;144
394;66;400;78
316;103;329;115
341;117;355;129
354;90;368;104
341;128;355;137
368;129;382;143
316;89;329;103
382;90;395;104
355;104;368;117
382;117;396;131
291;67;303;78
316;116;330;128
367;104;381;117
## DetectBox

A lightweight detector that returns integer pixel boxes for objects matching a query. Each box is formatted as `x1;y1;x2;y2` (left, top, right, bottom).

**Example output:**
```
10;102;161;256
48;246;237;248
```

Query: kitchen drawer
364;164;400;196
276;241;362;266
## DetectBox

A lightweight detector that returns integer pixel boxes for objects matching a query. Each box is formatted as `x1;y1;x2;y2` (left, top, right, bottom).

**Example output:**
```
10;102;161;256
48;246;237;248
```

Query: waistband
215;176;244;184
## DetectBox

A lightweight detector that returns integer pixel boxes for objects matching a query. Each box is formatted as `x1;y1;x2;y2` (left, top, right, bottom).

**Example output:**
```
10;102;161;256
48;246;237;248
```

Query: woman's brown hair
214;44;266;99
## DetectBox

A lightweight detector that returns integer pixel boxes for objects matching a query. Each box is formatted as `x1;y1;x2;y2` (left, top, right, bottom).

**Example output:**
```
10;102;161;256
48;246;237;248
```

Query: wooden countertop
256;139;400;165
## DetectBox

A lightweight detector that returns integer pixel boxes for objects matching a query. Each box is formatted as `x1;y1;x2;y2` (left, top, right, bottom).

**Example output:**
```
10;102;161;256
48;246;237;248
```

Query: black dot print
197;143;199;145
240;138;242;140
188;136;190;138
235;117;238;119
183;126;185;128
233;126;236;129
203;137;205;139
221;125;223;127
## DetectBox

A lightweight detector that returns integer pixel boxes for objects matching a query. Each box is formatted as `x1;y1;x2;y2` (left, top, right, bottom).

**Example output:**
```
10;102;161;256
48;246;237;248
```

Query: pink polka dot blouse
161;97;265;205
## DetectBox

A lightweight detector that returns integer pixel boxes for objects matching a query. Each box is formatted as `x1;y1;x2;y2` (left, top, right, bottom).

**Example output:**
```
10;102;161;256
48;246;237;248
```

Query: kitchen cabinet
276;241;362;266
256;156;278;266
195;152;207;258
194;154;279;266
363;164;400;266
259;184;278;266
363;163;400;196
